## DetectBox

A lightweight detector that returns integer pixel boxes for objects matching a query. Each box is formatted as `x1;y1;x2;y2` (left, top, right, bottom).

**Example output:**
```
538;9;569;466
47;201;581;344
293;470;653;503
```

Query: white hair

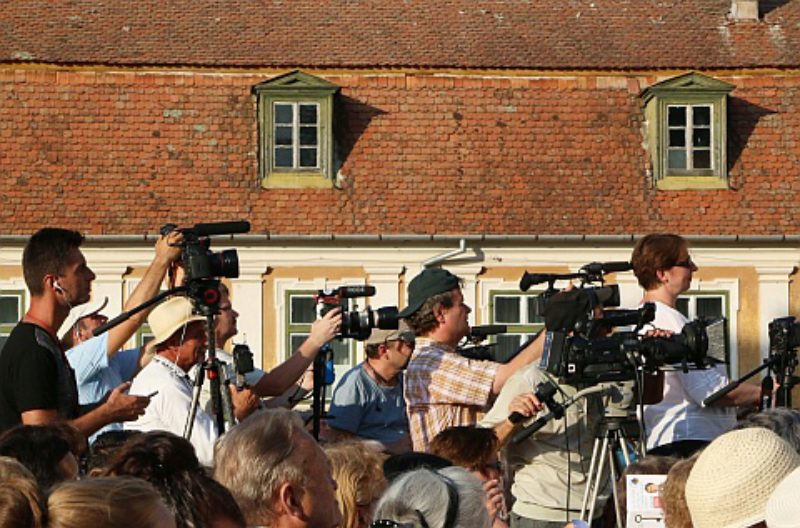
373;466;490;528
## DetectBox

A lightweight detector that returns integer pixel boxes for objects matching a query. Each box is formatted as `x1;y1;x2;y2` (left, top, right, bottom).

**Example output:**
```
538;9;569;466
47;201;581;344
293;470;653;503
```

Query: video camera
519;261;631;319
315;285;400;340
459;325;516;362
540;293;726;385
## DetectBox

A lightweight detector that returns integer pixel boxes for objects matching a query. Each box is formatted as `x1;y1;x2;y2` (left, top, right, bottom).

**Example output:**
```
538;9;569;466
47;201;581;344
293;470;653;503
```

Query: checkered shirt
404;337;499;452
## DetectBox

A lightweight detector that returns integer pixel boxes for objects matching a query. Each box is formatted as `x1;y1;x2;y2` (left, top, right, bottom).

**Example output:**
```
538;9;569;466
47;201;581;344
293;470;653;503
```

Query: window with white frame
286;291;353;371
675;292;726;320
667;105;712;172
490;292;545;360
0;290;24;350
273;102;320;170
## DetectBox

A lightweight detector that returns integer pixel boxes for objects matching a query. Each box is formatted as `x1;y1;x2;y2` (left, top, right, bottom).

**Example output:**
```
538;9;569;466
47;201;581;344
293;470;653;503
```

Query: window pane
291;334;308;353
274;147;293;168
494;297;520;323
496;334;522;359
527;297;544;324
291;296;317;324
299;126;318;146
274;104;293;124
668;106;686;127
275;126;293;146
0;296;19;324
676;298;690;318
330;339;351;366
693;129;710;147
669;129;686;147
668;149;687;169
693;106;711;126
299;148;318;168
0;335;6;351
693;150;711;169
299;104;318;124
696;297;723;318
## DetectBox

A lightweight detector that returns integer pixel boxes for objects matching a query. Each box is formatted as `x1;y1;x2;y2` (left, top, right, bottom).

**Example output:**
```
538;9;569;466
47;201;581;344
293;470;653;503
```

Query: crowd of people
0;227;799;528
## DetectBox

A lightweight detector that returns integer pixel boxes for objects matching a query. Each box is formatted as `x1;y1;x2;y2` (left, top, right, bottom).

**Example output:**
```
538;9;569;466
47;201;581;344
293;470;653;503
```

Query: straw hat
147;296;205;346
766;465;800;528
686;428;800;528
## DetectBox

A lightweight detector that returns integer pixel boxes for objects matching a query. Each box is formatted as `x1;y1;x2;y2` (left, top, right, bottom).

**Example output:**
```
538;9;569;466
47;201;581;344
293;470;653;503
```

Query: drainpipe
422;239;468;268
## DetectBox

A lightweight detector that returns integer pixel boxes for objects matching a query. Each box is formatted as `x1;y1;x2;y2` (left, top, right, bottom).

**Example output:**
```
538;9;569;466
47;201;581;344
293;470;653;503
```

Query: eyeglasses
673;257;696;269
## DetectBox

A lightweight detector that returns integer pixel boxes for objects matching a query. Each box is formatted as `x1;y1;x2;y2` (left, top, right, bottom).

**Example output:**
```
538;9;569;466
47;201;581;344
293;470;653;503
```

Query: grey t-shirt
327;363;409;445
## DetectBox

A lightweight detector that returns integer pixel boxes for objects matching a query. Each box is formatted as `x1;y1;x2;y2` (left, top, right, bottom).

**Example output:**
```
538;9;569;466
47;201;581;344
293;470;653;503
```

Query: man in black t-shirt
0;228;152;437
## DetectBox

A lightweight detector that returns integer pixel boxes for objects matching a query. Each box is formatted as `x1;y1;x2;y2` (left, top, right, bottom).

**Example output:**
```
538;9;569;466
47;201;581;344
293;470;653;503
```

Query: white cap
766;465;800;528
58;296;109;339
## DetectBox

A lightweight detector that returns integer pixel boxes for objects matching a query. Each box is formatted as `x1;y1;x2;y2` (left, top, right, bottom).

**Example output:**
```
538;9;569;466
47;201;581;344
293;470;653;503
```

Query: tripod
311;343;335;440
579;383;641;527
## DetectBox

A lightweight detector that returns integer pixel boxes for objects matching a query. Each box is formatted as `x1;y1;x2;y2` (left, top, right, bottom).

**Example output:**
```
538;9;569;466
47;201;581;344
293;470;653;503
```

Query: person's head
686;428;800;528
429;427;500;481
214;409;341;528
734;408;800;454
100;431;245;528
148;296;207;372
400;269;469;344
616;455;679;526
373;466;490;528
85;430;143;476
662;454;699;528
59;296;109;348
324;441;387;528
0;425;81;490
382;452;452;482
632;233;697;295
0;477;46;528
215;283;240;346
365;324;415;373
47;476;176;528
22;227;95;304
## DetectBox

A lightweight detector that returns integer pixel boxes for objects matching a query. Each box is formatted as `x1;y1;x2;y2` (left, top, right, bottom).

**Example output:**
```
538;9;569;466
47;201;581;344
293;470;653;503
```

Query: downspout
422;239;468;268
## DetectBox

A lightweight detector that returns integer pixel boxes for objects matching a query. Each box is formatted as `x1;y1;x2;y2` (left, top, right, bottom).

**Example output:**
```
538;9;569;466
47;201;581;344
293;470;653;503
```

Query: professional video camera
540;292;726;385
519;261;631;320
458;325;521;363
767;317;800;406
315;285;399;340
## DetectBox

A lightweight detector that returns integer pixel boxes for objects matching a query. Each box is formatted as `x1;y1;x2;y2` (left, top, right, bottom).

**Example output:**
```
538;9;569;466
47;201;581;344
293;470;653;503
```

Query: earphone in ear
53;280;64;294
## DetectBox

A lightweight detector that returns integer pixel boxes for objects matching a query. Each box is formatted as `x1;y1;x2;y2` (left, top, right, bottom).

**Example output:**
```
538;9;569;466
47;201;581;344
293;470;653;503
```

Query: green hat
398;268;461;318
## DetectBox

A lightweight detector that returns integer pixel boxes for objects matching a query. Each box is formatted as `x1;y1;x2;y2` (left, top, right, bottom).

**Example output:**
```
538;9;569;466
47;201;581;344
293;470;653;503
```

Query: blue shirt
327;363;409;445
66;333;140;440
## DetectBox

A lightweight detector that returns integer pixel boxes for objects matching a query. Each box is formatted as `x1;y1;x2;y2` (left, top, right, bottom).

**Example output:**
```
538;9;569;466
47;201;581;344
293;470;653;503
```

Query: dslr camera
315;285;400;340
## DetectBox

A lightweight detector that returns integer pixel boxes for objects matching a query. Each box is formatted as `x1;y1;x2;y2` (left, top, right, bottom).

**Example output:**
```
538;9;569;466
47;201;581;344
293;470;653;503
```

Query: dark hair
429;427;498;477
631;233;687;290
383;452;452;482
22;228;84;296
101;431;244;528
87;430;143;474
404;290;458;336
0;425;75;490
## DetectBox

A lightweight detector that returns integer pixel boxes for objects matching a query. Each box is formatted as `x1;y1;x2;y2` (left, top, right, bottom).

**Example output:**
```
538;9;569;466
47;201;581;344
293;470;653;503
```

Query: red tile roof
2;1;800;70
1;70;799;236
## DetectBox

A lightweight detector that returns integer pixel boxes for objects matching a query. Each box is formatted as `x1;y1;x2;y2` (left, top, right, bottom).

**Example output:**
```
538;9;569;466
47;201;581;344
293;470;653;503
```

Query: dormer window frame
253;71;339;189
641;72;735;190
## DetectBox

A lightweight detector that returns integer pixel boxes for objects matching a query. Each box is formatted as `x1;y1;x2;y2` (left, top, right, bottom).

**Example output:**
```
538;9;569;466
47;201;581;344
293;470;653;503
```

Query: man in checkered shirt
400;268;544;452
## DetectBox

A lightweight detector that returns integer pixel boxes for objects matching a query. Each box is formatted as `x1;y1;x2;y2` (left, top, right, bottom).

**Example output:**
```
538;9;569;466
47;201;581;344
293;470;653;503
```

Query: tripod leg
583;435;610;523
581;436;604;518
608;433;625;528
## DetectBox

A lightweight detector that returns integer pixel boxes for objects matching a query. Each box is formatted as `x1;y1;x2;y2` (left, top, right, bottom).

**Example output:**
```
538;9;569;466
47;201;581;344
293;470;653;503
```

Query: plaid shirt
404;337;499;452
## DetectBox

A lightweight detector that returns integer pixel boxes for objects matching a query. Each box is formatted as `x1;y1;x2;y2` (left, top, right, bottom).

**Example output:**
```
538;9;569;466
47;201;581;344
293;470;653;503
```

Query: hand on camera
105;382;151;423
230;385;260;421
307;307;343;349
155;229;184;264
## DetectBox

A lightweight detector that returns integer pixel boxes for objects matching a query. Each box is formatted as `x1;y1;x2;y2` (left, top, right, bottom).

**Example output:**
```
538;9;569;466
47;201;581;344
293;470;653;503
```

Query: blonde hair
324;442;387;528
0;476;45;528
47;477;174;528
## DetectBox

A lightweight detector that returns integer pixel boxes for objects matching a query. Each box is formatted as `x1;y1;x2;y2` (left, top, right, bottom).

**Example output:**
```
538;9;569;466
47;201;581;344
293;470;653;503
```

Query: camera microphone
580;261;632;275
335;285;376;298
191;221;251;237
469;325;507;339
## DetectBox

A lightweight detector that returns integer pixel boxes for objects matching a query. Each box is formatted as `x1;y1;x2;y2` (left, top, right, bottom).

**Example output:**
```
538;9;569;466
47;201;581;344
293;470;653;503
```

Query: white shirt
126;355;218;466
192;349;266;417
642;300;736;450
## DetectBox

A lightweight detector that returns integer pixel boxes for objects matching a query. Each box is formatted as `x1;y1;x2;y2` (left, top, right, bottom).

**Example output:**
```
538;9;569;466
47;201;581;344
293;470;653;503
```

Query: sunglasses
673;257;696;269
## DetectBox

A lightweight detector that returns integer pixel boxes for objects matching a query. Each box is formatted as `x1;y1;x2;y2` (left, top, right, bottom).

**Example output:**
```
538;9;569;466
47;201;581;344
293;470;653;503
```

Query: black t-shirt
0;322;79;432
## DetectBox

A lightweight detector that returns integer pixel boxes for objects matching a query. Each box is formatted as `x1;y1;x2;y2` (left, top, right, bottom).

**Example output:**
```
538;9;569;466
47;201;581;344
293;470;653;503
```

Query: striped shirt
404;337;499;452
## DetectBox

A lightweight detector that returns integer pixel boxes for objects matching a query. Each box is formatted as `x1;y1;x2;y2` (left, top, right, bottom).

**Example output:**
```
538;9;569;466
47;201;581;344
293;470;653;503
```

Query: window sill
262;173;333;189
656;176;728;190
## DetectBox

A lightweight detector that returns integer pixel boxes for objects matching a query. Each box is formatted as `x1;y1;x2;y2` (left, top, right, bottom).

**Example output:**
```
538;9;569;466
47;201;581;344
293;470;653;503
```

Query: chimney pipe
731;0;759;21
